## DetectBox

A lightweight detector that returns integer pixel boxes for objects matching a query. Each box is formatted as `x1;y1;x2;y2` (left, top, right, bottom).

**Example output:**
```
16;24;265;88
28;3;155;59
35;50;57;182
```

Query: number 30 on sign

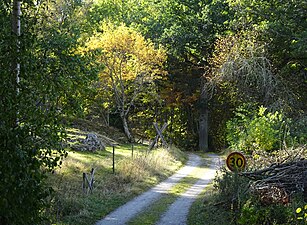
226;152;246;171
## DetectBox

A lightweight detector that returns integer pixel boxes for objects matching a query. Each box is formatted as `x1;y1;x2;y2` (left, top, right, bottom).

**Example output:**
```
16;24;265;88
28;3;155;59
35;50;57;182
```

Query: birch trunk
121;113;134;142
11;0;21;126
12;0;21;85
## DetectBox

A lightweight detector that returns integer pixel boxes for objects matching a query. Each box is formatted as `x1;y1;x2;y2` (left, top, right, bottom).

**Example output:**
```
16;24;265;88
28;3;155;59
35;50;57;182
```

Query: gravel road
156;154;221;225
95;153;221;225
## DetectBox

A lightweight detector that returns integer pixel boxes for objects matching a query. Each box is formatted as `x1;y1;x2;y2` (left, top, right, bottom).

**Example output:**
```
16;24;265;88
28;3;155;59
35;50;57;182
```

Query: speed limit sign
226;152;246;171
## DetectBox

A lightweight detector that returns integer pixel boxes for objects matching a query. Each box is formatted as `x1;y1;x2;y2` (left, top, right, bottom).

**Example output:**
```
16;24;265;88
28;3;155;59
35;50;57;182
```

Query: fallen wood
241;159;307;204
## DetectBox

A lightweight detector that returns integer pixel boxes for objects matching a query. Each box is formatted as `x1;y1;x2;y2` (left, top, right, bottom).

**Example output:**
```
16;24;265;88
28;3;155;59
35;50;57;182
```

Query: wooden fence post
82;168;95;194
149;122;168;150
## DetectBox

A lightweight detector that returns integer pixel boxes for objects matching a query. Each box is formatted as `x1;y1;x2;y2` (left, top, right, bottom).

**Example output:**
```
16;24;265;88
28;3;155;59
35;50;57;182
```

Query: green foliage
87;0;233;150
290;115;307;145
226;105;290;152
85;0;306;152
212;167;304;225
238;199;293;225
1;0;306;223
0;1;97;224
228;0;307;111
213;167;250;211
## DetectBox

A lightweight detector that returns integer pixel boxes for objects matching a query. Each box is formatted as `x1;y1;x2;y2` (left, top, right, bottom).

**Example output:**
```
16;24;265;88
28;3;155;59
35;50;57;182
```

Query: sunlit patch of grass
45;145;186;225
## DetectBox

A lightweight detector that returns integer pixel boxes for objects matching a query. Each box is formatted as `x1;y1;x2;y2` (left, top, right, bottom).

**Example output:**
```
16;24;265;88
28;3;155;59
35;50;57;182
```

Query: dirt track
95;153;222;225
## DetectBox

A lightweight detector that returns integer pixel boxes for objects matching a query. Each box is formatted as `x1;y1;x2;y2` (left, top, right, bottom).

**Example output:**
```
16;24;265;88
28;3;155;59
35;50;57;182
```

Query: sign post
226;152;246;172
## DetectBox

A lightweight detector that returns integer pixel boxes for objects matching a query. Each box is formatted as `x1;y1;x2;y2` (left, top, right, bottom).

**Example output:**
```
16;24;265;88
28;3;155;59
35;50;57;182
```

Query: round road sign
226;152;246;171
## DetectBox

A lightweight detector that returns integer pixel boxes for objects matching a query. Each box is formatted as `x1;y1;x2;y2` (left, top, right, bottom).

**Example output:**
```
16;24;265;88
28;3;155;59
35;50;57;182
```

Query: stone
71;133;106;152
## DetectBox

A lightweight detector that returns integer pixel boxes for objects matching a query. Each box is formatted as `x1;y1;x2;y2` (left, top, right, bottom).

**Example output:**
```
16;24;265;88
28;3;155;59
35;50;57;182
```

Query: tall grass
45;145;186;225
117;148;181;182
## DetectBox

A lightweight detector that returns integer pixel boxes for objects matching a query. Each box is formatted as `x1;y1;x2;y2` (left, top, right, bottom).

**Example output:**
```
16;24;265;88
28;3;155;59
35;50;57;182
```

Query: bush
290;115;307;145
213;167;303;225
238;198;293;225
226;105;290;153
213;167;250;211
295;204;307;224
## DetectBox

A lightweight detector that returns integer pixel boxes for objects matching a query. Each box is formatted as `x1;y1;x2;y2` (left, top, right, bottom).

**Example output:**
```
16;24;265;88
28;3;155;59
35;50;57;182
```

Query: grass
187;183;231;225
45;144;186;225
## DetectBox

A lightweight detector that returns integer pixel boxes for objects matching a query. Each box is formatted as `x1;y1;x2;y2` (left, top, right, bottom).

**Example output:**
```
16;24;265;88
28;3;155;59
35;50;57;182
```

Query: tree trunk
12;0;21;85
11;0;21;126
121;114;134;142
199;81;209;152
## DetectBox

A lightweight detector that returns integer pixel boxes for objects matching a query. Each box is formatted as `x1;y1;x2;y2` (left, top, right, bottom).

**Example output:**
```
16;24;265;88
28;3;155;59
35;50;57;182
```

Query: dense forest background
0;0;306;224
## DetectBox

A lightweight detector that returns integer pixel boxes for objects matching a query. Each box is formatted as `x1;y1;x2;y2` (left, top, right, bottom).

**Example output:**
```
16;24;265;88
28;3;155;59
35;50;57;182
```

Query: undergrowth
188;145;307;225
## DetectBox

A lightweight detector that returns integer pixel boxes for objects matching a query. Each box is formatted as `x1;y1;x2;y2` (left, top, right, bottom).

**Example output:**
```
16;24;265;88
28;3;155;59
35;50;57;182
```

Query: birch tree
87;23;167;141
0;1;96;223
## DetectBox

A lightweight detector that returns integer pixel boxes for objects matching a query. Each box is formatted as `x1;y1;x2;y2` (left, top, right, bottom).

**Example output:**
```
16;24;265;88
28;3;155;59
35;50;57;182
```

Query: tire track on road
95;154;204;225
156;154;221;225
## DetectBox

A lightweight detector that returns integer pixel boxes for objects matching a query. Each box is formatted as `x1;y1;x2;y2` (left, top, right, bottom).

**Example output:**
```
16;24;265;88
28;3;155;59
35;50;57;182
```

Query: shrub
213;167;303;225
295;204;307;224
226;105;290;153
238;198;295;225
213;167;250;211
290;115;307;146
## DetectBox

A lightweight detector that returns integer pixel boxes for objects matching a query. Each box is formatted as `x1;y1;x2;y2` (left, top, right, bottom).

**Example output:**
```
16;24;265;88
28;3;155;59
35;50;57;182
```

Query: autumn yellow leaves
84;22;168;141
86;23;167;82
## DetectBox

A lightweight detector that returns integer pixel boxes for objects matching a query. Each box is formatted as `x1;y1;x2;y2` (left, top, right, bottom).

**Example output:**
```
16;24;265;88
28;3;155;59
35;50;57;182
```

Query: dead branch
240;159;307;204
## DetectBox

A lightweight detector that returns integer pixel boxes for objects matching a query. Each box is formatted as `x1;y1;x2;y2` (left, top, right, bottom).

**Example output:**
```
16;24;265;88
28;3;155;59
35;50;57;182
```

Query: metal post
304;171;307;201
131;144;134;158
112;145;115;174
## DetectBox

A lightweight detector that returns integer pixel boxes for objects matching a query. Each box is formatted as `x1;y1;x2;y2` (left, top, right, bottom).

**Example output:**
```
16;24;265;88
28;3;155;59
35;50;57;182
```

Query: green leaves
295;205;307;223
226;105;290;152
0;0;97;224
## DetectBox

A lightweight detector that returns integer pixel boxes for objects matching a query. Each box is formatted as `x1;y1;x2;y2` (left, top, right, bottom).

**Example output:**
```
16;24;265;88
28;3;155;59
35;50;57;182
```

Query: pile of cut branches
241;159;307;204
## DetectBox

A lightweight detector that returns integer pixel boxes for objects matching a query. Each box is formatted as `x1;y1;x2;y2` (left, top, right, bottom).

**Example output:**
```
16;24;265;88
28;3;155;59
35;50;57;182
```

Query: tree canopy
86;23;167;141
